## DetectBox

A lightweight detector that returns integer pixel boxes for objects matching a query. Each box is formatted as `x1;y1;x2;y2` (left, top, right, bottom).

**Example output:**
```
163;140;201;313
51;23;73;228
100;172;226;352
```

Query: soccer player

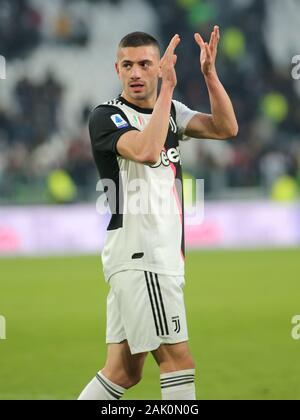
78;29;238;400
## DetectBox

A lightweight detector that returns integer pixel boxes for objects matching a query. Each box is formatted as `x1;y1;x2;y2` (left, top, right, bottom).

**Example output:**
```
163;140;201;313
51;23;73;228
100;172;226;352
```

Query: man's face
116;45;161;103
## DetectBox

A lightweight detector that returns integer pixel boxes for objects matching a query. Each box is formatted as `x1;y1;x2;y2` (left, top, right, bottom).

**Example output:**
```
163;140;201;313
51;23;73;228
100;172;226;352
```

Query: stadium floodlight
0;55;6;80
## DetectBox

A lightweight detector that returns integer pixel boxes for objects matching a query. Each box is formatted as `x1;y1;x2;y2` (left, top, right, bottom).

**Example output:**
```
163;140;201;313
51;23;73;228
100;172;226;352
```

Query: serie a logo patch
111;114;129;129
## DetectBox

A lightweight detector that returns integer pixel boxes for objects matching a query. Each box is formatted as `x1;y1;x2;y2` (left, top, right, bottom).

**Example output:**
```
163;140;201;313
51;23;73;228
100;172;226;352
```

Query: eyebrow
121;59;153;65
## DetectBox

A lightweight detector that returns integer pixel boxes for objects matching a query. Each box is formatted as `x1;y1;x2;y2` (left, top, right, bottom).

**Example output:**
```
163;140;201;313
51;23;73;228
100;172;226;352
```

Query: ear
115;62;120;77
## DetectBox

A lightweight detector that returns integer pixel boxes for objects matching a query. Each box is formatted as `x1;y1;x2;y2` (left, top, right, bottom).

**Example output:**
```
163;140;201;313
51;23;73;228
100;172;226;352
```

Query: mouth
129;83;145;90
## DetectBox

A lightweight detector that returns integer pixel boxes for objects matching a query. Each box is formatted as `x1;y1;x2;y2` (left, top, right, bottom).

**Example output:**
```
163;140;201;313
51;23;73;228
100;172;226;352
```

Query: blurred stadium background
0;0;300;400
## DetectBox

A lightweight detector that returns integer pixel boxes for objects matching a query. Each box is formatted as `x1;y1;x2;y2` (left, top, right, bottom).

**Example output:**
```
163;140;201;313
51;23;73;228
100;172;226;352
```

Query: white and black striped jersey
89;95;198;281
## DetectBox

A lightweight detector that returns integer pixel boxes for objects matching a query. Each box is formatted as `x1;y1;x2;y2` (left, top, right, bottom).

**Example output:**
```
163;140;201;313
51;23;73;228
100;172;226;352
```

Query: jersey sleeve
89;105;139;154
173;100;199;141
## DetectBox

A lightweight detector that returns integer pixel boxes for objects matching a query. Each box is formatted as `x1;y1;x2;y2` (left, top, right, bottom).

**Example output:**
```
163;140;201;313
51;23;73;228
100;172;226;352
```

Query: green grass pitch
0;249;300;400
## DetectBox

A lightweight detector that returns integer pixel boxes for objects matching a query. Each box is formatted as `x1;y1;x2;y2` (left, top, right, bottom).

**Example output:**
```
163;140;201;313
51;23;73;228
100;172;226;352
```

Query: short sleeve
173;100;199;141
89;105;138;154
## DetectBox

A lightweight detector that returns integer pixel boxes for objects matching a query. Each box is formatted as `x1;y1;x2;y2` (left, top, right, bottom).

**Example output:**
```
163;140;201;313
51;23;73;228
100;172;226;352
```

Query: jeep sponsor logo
151;146;182;168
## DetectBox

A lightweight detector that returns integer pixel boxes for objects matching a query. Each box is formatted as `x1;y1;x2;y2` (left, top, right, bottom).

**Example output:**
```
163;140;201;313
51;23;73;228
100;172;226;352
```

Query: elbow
231;123;239;138
220;124;239;140
143;154;160;166
138;151;160;166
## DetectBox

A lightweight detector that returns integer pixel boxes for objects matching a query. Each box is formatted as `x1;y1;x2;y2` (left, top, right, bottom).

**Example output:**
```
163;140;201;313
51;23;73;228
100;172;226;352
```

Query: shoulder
172;99;191;114
89;100;123;122
89;100;130;132
171;100;199;139
171;99;198;121
88;99;138;153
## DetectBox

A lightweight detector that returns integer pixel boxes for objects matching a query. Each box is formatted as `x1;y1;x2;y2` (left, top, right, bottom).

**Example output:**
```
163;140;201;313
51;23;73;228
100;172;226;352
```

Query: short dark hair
119;31;160;53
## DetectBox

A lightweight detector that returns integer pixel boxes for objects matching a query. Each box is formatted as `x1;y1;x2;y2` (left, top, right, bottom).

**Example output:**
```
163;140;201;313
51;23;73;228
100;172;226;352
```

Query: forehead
117;45;160;63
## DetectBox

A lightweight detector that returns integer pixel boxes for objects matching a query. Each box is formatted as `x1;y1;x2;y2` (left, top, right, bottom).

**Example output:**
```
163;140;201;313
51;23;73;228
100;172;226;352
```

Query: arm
117;35;181;165
185;26;238;141
117;83;174;165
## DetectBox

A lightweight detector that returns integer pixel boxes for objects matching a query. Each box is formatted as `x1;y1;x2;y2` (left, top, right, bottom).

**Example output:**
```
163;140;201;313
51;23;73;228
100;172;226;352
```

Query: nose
130;64;141;79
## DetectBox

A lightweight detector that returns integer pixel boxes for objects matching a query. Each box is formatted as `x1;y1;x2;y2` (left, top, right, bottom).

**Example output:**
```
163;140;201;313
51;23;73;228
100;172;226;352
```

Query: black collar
118;95;153;114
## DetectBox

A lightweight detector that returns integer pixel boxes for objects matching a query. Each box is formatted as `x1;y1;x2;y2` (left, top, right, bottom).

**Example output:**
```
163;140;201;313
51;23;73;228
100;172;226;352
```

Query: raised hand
194;26;220;77
160;34;181;88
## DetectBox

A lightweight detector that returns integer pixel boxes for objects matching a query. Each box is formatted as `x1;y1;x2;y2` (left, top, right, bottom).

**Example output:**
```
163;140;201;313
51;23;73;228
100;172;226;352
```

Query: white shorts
106;270;189;355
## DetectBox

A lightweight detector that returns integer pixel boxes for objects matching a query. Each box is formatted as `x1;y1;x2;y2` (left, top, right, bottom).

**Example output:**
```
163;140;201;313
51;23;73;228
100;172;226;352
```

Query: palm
160;34;180;88
195;26;220;76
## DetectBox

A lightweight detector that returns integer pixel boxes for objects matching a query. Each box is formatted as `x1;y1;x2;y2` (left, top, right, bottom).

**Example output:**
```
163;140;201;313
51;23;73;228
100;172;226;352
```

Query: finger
209;31;214;49
194;33;205;49
210;27;219;54
165;34;181;55
161;35;180;63
205;42;212;61
209;32;215;54
214;25;220;43
171;34;181;50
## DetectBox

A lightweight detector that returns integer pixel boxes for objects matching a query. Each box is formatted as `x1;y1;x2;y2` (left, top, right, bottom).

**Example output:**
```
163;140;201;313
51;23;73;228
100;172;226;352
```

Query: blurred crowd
0;0;41;59
150;0;300;198
0;0;300;203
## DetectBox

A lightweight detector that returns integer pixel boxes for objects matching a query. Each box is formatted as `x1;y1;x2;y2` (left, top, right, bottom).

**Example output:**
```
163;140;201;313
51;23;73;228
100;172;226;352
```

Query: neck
121;91;157;109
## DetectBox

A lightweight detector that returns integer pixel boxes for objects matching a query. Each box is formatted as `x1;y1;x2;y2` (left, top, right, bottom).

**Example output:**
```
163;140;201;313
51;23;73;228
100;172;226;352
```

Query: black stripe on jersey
169;116;177;133
149;272;165;336
106;153;123;231
118;95;153;114
155;274;169;335
102;149;123;231
145;271;160;336
161;380;195;389
96;374;123;399
171;101;176;119
90;104;137;232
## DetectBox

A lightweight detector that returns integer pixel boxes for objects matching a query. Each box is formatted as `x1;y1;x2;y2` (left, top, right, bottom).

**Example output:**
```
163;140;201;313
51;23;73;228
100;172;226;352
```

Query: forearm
136;83;174;161
205;71;238;137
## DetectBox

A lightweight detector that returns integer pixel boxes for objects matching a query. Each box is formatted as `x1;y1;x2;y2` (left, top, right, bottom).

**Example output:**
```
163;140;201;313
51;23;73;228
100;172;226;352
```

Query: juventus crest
172;316;181;333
